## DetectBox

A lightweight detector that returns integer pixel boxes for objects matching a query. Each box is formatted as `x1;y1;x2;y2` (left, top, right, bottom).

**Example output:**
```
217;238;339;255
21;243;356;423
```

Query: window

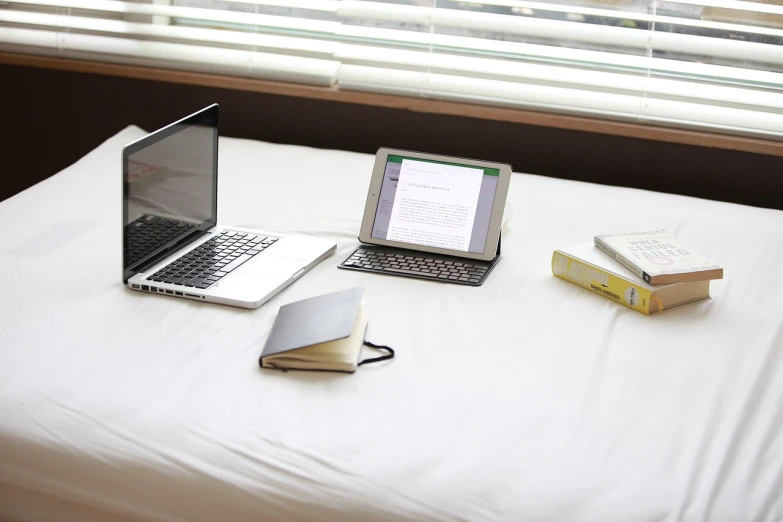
2;0;781;138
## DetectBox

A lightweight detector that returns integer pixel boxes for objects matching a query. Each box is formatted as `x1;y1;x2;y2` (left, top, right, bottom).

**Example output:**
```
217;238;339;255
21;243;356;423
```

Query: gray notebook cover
261;287;365;358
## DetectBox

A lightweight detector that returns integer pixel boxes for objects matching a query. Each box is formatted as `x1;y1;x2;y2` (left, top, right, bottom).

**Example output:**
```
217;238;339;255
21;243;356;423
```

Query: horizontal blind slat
449;0;783;38
338;65;783;136
201;0;341;11
0;10;338;55
0;26;339;85
663;0;783;16
337;2;783;65
336;25;783;87
7;0;339;33
335;45;783;110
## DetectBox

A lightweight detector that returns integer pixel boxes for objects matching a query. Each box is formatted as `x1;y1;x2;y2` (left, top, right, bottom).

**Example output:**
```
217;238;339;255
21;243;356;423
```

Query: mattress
1;126;782;522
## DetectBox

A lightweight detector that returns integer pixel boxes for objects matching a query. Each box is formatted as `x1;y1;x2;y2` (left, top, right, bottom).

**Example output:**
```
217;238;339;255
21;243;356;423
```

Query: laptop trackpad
214;254;305;300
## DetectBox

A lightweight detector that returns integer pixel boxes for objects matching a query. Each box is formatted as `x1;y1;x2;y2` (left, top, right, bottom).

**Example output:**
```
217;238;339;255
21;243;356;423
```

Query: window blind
1;0;781;138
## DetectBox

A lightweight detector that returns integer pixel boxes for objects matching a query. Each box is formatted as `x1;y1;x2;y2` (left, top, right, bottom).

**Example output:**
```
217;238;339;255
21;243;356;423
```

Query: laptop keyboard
341;248;489;285
124;214;196;267
146;231;278;289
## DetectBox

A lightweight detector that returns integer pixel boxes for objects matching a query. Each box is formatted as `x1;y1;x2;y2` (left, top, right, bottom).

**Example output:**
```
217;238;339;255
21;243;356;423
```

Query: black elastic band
358;340;395;366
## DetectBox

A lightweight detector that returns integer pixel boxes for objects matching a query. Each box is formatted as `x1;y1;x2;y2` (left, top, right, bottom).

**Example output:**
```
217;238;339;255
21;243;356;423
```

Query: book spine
552;251;654;315
593;236;652;284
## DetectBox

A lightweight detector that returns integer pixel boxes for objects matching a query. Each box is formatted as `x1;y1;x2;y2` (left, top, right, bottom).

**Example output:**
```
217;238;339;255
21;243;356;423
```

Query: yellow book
552;244;710;316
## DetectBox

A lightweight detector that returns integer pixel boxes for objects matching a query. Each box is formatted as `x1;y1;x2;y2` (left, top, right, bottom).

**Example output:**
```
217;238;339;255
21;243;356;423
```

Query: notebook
260;287;368;372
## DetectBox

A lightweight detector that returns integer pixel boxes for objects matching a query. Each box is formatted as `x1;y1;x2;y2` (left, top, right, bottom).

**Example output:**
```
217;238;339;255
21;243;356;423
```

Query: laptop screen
369;155;499;254
123;105;218;282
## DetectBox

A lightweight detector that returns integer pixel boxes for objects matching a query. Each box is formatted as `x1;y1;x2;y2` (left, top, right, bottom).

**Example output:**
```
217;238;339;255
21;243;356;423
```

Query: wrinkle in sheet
667;317;780;522
756;465;783;522
161;421;455;522
571;307;623;440
700;318;783;520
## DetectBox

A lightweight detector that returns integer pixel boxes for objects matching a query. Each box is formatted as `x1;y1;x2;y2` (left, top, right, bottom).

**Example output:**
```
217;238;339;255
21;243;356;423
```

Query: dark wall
3;62;782;209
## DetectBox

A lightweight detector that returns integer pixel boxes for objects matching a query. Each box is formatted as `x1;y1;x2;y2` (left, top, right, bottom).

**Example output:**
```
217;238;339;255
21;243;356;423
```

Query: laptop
338;148;511;286
122;104;336;308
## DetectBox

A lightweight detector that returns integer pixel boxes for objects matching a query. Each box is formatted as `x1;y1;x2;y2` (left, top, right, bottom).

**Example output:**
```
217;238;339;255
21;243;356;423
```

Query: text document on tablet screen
371;156;499;253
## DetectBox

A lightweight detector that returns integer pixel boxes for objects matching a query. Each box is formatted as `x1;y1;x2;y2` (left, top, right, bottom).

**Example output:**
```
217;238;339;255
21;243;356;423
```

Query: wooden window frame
2;51;782;158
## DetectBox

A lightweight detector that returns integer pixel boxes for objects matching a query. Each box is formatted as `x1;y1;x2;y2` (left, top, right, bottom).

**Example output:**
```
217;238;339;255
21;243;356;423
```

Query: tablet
359;148;512;262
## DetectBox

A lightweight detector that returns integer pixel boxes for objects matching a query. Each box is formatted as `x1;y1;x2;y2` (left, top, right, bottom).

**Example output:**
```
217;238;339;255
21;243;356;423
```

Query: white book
594;230;723;285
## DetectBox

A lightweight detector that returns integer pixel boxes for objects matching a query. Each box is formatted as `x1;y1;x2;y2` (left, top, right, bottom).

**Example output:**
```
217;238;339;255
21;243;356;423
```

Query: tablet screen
370;155;499;253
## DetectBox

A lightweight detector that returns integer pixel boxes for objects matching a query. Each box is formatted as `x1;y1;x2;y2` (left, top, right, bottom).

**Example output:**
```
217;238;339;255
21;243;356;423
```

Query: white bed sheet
1;126;782;522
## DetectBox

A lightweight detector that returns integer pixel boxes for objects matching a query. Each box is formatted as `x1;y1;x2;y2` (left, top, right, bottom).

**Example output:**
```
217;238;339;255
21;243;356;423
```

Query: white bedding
1;126;781;522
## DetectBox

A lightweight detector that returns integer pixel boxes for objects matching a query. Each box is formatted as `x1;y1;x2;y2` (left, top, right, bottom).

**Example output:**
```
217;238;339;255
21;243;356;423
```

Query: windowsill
2;51;782;158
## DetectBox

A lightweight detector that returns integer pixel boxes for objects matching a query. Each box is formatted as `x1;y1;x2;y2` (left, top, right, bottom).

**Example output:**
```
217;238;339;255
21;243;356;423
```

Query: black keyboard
339;247;493;286
124;214;196;267
146;231;278;289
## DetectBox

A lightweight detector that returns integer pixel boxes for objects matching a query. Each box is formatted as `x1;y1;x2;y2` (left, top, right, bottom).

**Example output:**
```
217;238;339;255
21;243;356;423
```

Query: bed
1;126;781;522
